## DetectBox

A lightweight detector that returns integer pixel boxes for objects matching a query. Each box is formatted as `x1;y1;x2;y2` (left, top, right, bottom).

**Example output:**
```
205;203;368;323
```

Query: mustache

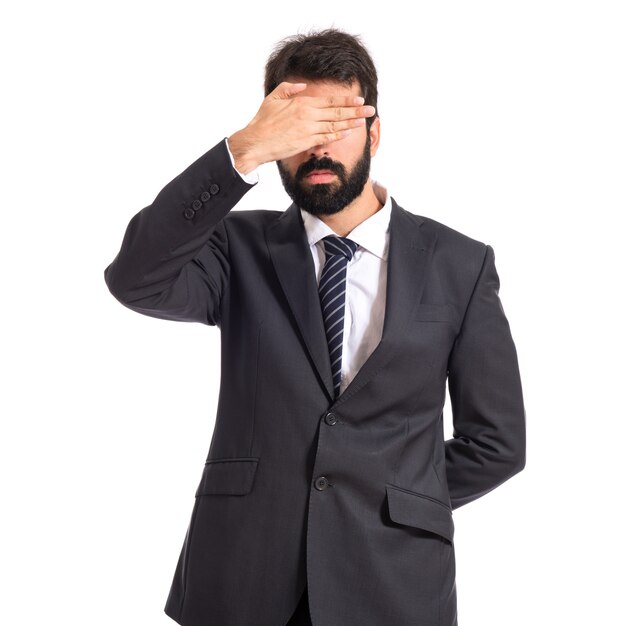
297;157;344;180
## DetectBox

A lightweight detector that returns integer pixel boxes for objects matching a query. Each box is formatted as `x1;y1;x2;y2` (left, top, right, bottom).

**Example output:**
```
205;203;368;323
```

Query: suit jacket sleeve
445;244;526;510
103;137;257;325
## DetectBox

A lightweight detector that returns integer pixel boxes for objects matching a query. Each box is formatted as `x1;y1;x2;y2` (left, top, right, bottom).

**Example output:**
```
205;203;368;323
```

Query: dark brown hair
264;27;379;131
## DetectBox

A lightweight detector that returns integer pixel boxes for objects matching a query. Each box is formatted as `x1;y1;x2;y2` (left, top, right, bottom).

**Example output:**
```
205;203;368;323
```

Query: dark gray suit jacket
104;137;526;626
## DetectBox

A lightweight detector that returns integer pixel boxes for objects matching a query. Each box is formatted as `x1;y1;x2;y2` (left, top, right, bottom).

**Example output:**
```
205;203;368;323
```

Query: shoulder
395;201;488;263
394;203;490;285
426;214;489;277
421;214;486;249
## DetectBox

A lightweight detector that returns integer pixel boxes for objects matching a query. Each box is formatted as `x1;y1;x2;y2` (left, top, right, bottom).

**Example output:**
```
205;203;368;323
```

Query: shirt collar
299;179;391;261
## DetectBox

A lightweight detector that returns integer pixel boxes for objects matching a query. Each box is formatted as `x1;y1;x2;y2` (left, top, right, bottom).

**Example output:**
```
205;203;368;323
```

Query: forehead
284;75;361;98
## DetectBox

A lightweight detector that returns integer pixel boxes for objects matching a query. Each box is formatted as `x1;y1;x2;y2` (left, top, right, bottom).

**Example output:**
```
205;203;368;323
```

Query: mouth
305;170;337;184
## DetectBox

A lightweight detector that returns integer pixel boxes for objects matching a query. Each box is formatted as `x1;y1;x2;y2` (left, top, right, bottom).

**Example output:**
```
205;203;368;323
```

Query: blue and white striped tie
319;234;359;398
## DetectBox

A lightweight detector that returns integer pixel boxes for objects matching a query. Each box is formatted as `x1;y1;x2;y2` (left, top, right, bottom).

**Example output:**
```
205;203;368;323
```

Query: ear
369;116;381;157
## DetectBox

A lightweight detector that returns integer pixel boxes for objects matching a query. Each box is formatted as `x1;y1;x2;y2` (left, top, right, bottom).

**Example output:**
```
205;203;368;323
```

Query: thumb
271;81;308;99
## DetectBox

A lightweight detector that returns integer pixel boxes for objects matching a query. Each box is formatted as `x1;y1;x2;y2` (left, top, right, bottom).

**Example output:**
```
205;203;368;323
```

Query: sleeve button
183;207;195;220
200;191;211;202
192;199;202;210
209;183;220;195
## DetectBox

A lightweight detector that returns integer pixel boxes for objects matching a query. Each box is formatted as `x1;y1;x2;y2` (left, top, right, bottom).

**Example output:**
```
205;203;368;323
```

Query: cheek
277;159;297;177
284;154;309;171
333;128;364;151
338;128;369;160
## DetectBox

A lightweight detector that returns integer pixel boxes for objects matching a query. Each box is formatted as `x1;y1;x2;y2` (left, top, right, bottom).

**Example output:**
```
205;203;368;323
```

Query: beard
276;133;372;217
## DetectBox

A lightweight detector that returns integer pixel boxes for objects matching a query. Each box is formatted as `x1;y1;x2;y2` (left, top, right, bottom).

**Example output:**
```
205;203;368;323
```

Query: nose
308;143;331;158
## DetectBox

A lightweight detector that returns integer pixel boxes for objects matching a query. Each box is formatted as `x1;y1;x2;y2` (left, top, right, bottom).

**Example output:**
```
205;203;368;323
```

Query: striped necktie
319;234;360;398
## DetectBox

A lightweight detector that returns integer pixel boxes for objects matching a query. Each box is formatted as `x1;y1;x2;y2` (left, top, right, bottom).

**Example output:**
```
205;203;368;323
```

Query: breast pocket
195;457;260;496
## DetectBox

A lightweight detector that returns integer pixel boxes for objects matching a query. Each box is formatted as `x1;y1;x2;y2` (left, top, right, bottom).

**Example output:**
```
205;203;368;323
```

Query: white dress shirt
225;138;391;395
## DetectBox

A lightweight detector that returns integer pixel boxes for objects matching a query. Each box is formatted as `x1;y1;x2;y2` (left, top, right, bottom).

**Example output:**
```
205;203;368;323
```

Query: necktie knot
322;234;359;262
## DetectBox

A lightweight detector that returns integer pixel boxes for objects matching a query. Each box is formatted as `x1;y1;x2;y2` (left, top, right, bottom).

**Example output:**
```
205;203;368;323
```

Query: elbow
501;408;527;478
104;260;134;305
508;448;526;478
487;432;526;485
103;261;121;298
501;438;526;482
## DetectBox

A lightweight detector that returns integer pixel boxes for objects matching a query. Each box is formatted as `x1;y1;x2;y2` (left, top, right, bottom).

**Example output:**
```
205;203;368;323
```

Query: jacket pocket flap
196;457;259;496
386;484;454;543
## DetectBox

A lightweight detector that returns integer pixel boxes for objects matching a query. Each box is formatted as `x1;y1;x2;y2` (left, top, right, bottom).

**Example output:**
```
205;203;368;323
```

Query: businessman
104;28;526;626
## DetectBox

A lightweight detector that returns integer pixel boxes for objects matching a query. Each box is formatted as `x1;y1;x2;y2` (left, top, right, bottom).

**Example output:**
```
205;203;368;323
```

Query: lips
306;170;336;183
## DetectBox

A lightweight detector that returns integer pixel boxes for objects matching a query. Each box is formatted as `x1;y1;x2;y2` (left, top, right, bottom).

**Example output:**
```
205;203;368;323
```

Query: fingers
308;117;371;145
303;99;376;148
314;116;365;137
300;97;376;122
272;81;376;121
308;93;366;107
309;128;357;145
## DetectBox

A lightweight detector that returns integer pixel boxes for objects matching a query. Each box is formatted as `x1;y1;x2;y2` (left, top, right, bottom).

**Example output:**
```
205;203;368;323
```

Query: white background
2;1;624;624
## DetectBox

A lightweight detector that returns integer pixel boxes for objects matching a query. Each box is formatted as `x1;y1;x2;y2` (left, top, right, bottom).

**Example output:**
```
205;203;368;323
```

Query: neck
318;179;383;237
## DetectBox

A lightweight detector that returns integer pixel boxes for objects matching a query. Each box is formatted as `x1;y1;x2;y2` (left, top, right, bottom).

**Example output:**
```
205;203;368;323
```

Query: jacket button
200;191;211;202
183;207;195;220
314;476;329;490
324;411;338;425
192;199;202;210
209;183;220;195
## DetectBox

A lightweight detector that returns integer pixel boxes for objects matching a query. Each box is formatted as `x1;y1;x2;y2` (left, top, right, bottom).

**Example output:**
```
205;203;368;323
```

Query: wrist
227;129;259;175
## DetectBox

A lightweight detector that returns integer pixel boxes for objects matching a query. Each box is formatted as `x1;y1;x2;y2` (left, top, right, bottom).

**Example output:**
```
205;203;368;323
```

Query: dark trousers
286;585;313;625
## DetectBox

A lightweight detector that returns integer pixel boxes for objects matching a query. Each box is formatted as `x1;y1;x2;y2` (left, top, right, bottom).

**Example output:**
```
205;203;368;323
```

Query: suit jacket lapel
265;197;438;406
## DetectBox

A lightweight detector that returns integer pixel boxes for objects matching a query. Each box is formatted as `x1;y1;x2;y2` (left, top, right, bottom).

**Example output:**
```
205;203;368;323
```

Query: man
104;28;526;626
